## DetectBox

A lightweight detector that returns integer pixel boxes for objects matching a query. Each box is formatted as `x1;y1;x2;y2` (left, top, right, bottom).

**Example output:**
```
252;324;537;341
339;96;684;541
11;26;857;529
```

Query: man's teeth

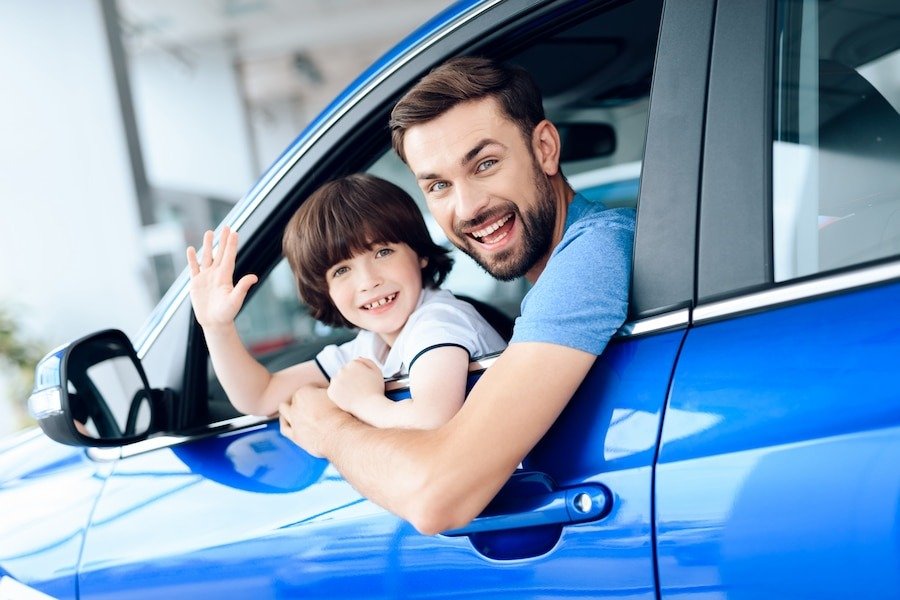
364;293;397;310
471;214;512;238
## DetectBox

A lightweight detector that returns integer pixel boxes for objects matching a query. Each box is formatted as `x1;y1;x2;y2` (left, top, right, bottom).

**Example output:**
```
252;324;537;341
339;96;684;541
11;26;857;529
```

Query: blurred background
0;0;452;435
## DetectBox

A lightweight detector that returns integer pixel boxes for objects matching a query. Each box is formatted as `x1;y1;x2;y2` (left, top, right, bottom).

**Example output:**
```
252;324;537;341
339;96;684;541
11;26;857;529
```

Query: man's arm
280;340;595;535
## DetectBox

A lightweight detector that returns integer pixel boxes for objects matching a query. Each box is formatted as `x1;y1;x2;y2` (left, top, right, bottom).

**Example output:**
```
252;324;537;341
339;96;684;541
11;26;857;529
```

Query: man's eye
375;248;394;258
476;159;497;172
429;181;449;193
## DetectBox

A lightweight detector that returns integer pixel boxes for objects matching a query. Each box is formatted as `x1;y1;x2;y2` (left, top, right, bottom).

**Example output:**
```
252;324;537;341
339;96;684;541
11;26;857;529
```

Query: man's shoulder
553;205;635;259
569;205;636;234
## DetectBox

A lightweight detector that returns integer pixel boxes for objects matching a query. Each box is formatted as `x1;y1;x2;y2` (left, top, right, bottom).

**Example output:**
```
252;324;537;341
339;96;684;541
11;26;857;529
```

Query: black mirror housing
28;329;157;447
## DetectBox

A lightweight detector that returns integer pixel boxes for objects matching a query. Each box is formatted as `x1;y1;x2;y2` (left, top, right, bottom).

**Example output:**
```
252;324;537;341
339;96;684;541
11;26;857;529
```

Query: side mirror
28;329;158;447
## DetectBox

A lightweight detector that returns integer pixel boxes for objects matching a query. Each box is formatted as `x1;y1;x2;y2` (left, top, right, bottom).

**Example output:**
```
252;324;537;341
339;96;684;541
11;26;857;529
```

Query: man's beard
453;165;557;281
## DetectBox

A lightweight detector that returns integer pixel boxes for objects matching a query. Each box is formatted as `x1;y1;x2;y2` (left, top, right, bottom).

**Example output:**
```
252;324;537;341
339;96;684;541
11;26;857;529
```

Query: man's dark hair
282;173;453;328
389;56;545;162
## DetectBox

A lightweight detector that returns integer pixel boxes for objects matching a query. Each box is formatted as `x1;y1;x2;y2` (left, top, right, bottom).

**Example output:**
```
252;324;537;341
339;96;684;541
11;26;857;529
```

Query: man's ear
532;119;562;177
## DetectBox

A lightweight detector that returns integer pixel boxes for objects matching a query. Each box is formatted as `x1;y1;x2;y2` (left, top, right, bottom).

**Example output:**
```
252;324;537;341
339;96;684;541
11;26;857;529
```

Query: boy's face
326;242;426;346
404;97;557;282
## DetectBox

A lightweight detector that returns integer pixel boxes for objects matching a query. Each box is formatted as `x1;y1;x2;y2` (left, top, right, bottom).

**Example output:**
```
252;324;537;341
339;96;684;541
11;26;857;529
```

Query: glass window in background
773;0;900;282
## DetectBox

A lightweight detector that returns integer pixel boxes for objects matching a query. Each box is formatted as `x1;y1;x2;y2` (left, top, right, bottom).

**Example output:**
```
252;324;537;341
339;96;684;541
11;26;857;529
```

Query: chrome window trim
133;0;506;360
86;414;273;461
617;309;690;337
693;259;900;324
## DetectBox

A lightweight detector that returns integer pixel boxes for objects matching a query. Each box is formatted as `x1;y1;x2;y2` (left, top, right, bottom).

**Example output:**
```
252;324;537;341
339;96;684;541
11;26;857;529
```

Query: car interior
773;0;900;281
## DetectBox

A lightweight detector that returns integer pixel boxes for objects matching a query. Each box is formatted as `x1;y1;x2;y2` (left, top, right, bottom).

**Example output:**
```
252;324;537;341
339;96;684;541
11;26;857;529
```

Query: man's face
403;98;557;281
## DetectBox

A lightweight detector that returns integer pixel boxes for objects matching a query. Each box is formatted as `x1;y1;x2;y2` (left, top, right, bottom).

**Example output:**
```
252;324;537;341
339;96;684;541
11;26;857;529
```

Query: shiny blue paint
657;280;900;598
70;329;683;598
0;431;108;600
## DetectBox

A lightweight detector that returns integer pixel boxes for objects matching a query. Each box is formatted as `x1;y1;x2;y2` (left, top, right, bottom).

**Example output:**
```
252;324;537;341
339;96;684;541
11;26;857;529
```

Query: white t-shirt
315;287;507;379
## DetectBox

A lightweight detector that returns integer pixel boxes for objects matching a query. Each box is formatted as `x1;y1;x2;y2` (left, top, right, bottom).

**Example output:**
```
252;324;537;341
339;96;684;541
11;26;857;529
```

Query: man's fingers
279;415;292;439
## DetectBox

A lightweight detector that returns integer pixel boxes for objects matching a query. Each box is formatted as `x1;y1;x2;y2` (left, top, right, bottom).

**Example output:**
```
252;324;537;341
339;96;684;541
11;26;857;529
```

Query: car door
72;0;711;597
656;0;900;597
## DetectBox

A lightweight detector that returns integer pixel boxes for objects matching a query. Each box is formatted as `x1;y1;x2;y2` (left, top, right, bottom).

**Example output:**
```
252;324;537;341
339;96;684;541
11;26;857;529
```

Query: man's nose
453;181;489;222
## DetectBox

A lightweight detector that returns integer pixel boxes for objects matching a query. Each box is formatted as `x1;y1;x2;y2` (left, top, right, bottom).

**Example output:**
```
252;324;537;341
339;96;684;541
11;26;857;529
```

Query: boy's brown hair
389;56;545;163
283;173;453;328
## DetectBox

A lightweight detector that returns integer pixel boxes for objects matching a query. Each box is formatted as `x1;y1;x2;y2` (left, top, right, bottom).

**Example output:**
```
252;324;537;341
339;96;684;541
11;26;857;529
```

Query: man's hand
186;226;258;331
280;384;346;458
327;358;384;414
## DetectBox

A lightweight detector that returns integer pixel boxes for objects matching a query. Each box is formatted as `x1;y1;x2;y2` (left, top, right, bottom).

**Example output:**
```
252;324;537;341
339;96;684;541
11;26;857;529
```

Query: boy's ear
419;257;429;268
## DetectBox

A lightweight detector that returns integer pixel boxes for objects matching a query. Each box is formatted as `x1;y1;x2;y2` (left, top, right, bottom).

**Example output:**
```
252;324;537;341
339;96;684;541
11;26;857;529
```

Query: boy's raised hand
186;226;258;331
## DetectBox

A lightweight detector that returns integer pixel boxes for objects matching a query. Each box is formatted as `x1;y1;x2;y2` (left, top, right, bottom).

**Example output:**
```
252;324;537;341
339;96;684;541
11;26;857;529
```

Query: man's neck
524;181;576;283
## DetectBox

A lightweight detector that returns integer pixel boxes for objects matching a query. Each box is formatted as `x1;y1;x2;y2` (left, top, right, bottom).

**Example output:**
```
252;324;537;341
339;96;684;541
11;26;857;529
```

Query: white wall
0;0;154;432
129;39;257;199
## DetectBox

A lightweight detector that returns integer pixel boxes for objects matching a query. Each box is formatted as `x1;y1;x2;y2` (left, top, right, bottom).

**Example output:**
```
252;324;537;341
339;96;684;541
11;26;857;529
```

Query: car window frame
694;0;900;327
114;0;710;452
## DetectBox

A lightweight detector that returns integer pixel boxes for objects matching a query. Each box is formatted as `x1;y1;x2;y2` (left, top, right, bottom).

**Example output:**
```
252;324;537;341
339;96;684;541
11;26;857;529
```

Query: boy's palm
186;226;258;329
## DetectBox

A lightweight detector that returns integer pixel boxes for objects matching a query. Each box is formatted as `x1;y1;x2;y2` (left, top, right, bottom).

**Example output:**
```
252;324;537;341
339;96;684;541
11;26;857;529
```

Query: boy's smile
361;292;398;311
327;243;426;346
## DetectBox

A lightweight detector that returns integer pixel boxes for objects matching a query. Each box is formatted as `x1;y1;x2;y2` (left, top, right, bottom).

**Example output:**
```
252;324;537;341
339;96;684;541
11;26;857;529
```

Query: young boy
186;173;507;430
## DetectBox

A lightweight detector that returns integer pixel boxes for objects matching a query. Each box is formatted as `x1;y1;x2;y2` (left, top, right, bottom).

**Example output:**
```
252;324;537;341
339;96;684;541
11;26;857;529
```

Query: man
279;56;634;535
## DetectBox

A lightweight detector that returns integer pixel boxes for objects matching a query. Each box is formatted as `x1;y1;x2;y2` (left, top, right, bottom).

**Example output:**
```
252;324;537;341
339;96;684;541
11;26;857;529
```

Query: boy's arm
204;325;327;416
188;226;327;416
327;346;470;429
280;341;595;535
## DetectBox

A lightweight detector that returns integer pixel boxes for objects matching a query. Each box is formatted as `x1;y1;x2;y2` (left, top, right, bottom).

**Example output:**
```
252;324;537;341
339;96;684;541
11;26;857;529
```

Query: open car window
203;0;660;425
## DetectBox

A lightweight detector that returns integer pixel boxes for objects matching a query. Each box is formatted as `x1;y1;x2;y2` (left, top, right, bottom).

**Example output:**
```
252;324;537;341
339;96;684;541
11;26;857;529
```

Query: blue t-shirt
510;194;635;355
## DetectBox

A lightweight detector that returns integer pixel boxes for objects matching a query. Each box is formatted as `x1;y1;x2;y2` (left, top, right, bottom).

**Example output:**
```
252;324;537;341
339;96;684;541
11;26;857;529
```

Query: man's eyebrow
414;139;505;181
462;139;503;166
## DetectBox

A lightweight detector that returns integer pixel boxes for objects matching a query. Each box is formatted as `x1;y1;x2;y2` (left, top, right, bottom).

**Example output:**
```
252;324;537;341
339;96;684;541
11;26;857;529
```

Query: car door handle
442;472;610;536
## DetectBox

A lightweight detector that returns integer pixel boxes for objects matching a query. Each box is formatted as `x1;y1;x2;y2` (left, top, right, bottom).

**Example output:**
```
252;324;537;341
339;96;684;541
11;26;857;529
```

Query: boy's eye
476;159;497;173
375;247;394;258
332;266;349;278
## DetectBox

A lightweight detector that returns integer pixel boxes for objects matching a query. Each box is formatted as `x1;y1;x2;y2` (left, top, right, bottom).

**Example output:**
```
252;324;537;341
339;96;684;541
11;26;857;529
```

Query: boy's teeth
364;293;396;309
472;214;511;238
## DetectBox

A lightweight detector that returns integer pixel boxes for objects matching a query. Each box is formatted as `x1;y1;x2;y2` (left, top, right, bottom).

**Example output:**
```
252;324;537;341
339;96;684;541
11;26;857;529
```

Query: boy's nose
356;266;382;292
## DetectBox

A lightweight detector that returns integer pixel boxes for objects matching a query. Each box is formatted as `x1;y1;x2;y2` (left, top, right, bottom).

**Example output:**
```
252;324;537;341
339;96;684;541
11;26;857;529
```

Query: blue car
3;0;899;597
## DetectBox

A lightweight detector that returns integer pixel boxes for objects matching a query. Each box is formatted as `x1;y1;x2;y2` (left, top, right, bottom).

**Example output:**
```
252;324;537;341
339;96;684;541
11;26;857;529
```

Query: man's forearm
319;408;448;528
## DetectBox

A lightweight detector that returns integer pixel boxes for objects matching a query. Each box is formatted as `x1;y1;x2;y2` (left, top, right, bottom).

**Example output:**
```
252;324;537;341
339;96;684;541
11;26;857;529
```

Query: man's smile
470;213;513;242
462;210;517;249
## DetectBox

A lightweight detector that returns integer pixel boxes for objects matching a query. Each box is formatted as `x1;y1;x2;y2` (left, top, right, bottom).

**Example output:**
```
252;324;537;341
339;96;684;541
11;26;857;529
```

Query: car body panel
0;430;109;599
657;280;900;597
76;329;685;598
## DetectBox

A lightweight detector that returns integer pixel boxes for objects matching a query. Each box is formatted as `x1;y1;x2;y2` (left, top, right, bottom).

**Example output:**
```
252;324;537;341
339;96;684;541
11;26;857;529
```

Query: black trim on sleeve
314;358;331;382
408;343;470;373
